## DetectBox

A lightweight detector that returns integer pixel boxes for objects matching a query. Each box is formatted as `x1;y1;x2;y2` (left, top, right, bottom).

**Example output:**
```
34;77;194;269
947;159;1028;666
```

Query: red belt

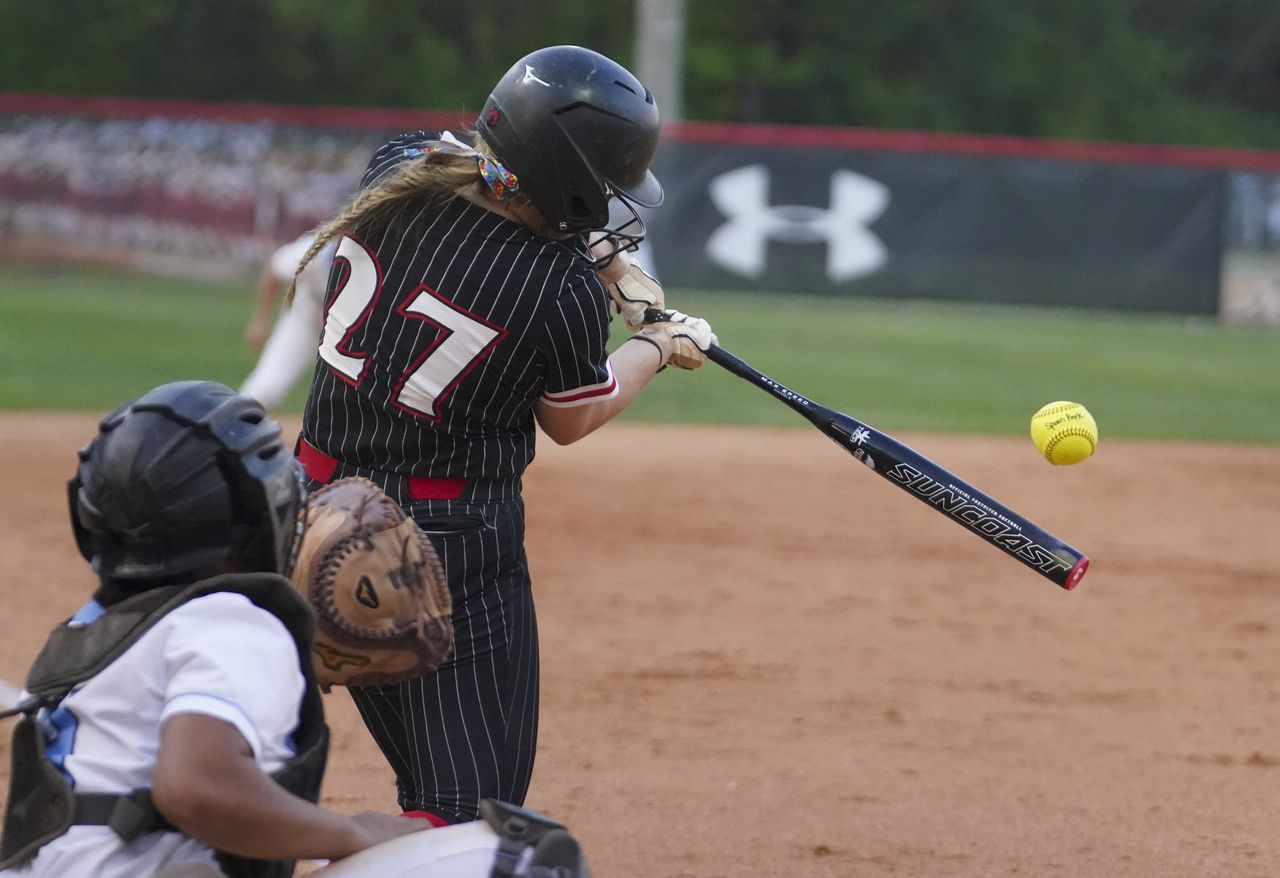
296;438;468;501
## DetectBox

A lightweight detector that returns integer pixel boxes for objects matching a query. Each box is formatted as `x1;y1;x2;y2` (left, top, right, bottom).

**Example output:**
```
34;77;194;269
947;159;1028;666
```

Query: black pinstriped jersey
300;131;618;479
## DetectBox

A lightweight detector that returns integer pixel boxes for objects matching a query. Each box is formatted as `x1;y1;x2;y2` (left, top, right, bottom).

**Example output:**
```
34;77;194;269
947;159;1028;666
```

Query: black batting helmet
68;381;304;584
475;45;663;248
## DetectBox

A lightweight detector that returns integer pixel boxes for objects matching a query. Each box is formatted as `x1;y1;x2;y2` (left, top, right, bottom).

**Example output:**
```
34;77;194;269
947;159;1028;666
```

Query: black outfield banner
646;138;1225;314
5;95;1280;315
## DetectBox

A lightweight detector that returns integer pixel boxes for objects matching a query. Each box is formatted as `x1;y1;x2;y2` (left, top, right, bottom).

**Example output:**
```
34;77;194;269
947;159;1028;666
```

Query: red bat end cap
1064;556;1090;591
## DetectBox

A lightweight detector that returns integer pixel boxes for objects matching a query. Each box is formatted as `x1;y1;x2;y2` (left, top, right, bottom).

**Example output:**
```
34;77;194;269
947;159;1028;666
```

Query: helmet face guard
69;381;304;583
574;194;650;267
476;45;663;267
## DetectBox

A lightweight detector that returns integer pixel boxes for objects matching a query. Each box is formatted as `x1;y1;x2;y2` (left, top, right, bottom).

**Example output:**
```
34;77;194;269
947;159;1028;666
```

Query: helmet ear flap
231;448;306;576
66;448;95;566
66;399;140;572
565;195;597;227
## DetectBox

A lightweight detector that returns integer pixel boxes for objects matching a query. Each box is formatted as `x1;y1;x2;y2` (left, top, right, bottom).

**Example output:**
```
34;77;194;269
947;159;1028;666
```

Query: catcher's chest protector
0;574;329;878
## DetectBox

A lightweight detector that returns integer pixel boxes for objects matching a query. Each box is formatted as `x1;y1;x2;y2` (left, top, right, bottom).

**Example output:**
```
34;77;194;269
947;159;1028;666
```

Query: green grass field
1;262;1277;442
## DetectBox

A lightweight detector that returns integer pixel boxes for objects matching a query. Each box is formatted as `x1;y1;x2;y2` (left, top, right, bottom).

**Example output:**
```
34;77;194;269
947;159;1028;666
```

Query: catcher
0;381;589;878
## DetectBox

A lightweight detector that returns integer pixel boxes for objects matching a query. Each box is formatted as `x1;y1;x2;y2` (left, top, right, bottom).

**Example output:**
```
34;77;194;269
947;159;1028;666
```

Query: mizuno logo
522;65;552;87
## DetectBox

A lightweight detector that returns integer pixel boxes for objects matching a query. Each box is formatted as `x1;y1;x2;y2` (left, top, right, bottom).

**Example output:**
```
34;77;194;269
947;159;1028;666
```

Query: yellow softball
1030;401;1098;465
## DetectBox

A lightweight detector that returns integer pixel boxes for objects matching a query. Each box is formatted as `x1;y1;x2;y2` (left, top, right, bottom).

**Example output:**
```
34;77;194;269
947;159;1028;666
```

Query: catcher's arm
153;715;423;860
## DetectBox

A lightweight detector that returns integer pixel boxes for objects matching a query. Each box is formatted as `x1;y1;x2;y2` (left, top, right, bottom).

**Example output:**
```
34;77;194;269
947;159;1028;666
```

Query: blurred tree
684;0;1280;146
0;0;178;96
1135;0;1280;111
0;0;1277;148
0;0;631;110
245;0;633;111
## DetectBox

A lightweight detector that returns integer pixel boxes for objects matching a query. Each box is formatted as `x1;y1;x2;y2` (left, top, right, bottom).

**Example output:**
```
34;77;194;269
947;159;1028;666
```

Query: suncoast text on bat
884;462;1073;575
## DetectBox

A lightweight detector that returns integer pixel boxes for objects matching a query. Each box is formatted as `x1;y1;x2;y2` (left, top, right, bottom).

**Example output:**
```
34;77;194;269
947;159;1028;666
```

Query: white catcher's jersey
5;593;305;878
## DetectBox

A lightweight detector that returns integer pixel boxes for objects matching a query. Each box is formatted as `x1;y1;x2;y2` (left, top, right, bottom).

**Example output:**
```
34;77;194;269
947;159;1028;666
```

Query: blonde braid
286;139;500;306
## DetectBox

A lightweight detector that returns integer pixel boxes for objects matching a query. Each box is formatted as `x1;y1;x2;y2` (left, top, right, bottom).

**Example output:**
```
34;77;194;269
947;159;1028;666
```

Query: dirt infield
1;412;1277;877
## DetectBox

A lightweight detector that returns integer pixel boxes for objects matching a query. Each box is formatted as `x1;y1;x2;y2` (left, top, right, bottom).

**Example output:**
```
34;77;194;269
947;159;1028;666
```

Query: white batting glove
633;310;717;370
607;259;665;332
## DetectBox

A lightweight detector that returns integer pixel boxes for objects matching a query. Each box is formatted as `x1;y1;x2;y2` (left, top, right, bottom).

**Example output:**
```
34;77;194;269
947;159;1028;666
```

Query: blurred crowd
0;111;382;277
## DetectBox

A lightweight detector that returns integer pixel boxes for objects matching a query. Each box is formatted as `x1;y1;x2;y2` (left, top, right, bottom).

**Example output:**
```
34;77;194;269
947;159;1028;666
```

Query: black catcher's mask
68;381;304;585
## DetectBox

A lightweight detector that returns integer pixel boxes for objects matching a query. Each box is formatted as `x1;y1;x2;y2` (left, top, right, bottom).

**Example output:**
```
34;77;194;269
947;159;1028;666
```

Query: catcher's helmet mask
69;381;305;585
475;45;663;268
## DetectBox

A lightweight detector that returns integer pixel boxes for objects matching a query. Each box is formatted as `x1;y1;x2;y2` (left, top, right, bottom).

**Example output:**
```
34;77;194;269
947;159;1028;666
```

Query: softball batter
292;44;715;824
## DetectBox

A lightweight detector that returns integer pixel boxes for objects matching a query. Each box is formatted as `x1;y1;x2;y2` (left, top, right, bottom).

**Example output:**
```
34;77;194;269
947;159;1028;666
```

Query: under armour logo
522;65;552;87
707;165;889;282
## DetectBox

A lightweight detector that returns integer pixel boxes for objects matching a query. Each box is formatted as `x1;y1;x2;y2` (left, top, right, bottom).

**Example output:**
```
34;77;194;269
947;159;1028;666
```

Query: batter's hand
634;310;717;370
606;257;665;332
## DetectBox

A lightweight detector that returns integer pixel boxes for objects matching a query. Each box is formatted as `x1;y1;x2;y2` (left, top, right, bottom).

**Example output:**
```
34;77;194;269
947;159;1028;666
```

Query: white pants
314;821;502;877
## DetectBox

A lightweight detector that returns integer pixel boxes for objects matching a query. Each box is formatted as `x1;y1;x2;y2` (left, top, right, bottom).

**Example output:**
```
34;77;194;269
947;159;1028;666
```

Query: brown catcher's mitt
289;477;453;688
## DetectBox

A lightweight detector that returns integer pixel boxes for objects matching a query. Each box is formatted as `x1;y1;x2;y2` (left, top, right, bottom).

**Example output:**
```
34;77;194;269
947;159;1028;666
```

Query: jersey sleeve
158;594;305;763
537;270;618;408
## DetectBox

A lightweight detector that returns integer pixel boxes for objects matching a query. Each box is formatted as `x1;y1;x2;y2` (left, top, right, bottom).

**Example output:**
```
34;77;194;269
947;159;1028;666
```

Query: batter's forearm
533;337;665;445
